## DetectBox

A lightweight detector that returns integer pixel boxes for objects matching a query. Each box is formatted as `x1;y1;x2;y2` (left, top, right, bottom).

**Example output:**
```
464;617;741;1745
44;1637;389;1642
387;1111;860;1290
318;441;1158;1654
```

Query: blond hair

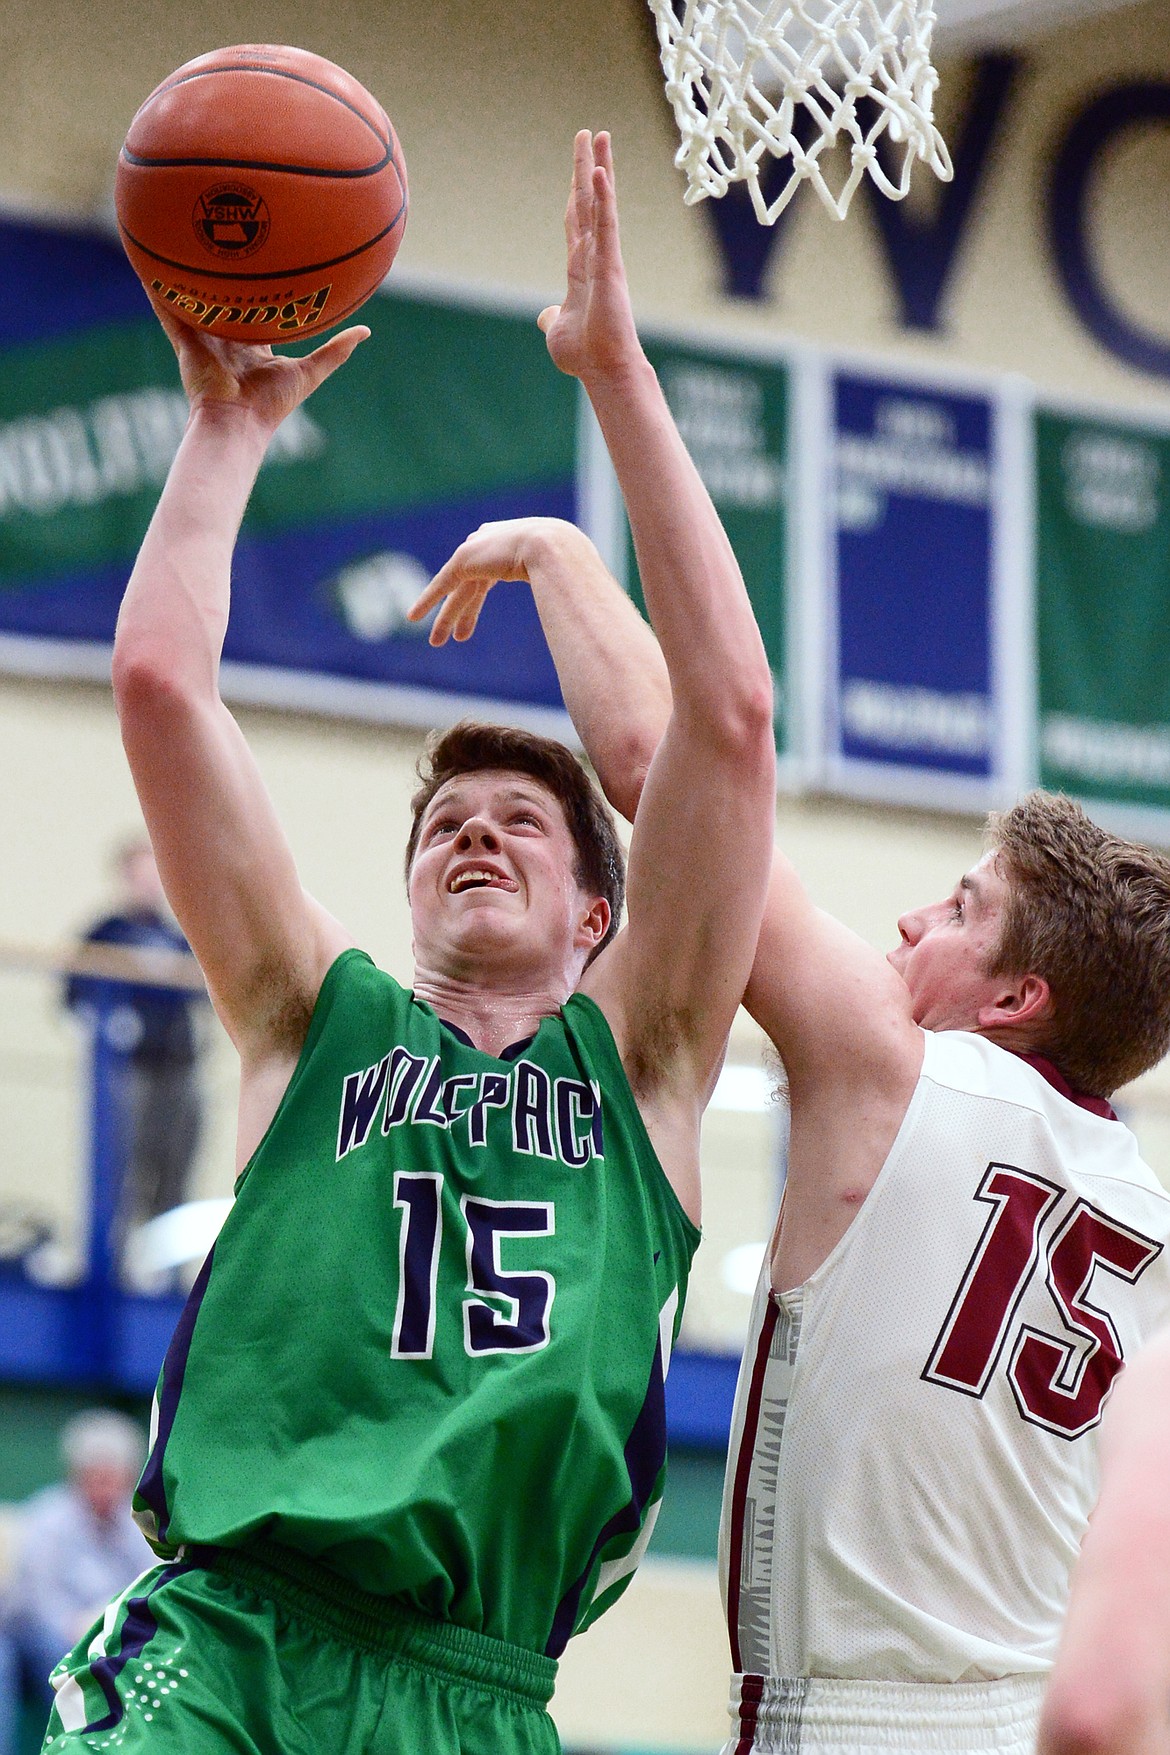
986;792;1170;1096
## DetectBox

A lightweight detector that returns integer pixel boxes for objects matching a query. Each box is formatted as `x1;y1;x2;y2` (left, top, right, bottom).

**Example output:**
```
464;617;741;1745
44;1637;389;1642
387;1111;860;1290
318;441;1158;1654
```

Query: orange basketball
115;45;407;344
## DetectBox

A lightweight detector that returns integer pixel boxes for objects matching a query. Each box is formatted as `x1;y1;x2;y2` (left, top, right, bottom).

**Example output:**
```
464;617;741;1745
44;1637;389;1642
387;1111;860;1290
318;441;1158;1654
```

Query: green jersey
135;949;699;1657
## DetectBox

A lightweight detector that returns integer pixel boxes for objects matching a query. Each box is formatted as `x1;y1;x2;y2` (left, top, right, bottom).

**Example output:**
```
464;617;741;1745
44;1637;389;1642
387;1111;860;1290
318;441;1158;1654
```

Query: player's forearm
582;353;773;747
114;403;270;701
524;522;671;822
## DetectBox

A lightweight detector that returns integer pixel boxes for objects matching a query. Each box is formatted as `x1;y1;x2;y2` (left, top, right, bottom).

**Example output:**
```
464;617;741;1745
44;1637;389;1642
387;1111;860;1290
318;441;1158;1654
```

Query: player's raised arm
1037;1327;1170;1755
545;132;777;1217
414;514;918;1107
111;314;366;1068
411;515;671;824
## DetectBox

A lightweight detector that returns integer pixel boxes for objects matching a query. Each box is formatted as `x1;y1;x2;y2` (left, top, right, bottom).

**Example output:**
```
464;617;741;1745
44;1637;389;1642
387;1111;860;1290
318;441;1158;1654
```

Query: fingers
425;578;492;648
299;324;370;392
407;552;487;648
410;521;534;645
449;582;492;644
572;129;596;251
590;135;622;264
407;556;460;624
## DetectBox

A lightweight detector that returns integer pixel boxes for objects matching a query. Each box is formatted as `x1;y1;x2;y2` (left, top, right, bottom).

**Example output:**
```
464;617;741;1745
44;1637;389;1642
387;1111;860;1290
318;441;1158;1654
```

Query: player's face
408;769;604;985
888;851;1014;1032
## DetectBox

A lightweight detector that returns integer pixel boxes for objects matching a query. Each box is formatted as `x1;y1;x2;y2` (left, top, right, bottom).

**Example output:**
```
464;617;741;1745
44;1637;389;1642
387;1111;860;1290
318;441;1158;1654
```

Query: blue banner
831;374;995;789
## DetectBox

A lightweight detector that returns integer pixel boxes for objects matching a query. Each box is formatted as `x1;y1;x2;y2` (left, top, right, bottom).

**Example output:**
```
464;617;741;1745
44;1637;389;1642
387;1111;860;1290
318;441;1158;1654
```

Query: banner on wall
828;373;998;807
1036;411;1170;820
0;216;581;723
622;336;790;756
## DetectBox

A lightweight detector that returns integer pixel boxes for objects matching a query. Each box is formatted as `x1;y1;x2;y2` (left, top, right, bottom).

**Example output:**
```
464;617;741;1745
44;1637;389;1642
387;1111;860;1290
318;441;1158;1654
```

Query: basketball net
648;0;953;223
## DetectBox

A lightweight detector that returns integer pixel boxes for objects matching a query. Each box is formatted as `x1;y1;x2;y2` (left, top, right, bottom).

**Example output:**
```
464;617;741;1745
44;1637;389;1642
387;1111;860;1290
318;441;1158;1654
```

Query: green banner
624;341;789;754
1036;411;1170;811
0;293;575;589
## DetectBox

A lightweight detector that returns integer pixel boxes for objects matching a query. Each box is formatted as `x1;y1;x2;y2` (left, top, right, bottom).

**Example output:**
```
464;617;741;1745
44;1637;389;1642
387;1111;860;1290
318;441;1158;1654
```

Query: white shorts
722;1673;1045;1754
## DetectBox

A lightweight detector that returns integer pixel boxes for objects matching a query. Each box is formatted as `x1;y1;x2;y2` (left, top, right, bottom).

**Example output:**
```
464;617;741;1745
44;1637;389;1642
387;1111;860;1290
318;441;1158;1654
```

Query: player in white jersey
432;524;1170;1753
1037;1322;1170;1755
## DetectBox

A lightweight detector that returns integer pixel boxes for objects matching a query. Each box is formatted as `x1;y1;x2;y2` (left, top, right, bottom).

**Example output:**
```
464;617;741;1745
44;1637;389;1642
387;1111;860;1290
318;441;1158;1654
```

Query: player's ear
977;972;1052;1033
578;895;611;952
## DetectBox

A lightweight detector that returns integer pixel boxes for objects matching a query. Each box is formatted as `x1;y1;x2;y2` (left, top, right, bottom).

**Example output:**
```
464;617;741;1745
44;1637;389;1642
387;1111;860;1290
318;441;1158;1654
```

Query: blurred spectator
2;1410;150;1737
65;837;206;1288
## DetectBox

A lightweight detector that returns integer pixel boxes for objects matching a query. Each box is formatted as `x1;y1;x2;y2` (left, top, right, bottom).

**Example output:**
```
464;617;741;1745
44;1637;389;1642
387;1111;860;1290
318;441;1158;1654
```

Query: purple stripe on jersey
726;1296;780;1675
75;1562;192;1734
733;1672;765;1755
544;1333;669;1658
137;1245;218;1542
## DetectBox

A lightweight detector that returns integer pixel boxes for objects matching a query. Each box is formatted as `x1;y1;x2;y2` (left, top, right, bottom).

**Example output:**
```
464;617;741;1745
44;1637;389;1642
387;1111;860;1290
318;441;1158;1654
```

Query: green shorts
41;1539;560;1755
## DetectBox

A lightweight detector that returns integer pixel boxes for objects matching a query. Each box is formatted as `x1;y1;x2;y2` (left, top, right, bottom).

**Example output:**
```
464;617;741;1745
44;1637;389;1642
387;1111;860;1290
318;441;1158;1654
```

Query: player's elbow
718;671;776;766
610;725;664;823
112;638;208;729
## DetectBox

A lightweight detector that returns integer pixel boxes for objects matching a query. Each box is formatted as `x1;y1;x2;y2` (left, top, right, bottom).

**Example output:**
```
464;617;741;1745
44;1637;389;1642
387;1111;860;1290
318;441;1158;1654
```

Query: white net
649;0;953;223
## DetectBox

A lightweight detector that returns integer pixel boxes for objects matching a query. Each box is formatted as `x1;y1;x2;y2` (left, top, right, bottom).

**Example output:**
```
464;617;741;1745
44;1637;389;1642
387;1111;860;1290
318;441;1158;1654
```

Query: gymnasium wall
0;4;1168;1750
1;0;1168;405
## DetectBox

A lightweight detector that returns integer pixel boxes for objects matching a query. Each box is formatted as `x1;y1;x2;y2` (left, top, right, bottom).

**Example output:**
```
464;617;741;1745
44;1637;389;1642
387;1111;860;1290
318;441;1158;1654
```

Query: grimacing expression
888;851;1015;1033
407;769;608;978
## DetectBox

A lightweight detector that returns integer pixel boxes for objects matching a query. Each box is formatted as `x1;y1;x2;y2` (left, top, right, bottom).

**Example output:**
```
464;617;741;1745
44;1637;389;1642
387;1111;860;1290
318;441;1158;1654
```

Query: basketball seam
138;63;390;151
118;196;407;282
121;146;395;179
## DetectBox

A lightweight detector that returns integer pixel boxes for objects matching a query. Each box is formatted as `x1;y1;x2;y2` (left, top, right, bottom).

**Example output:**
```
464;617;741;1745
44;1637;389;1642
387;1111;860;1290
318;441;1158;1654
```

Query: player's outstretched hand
409;517;577;646
539;131;642;385
152;302;369;432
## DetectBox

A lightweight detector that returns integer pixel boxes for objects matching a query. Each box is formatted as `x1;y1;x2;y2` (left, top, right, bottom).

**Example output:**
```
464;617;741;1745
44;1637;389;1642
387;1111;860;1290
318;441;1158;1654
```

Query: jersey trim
544;1328;671;1658
726;1294;780;1674
1014;1051;1118;1120
55;1561;194;1735
135;1246;218;1546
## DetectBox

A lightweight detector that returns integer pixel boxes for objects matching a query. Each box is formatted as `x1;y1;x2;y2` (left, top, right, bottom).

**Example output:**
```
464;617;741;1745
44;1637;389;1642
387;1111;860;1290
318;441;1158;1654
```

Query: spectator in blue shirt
65;838;206;1288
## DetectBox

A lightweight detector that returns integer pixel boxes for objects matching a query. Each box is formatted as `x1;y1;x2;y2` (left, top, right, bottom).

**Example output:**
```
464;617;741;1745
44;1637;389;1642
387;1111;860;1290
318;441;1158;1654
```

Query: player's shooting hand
539;131;642;385
151;301;369;431
408;517;578;646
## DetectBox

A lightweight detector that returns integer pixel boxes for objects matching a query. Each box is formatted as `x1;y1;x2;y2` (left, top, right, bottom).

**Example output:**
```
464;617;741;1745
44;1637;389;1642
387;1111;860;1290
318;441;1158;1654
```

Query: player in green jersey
41;132;776;1755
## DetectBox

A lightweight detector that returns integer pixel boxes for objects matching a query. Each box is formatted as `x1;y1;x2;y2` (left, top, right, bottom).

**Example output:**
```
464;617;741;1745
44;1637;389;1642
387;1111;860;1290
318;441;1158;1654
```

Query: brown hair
985;791;1170;1096
405;721;625;959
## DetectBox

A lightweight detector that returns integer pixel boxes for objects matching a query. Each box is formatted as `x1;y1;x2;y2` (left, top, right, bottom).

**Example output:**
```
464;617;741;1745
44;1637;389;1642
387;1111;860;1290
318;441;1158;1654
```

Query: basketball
115;44;408;344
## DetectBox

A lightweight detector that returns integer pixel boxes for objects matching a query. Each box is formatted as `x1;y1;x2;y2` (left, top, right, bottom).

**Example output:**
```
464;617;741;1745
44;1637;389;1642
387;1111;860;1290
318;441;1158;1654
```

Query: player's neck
412;969;570;1058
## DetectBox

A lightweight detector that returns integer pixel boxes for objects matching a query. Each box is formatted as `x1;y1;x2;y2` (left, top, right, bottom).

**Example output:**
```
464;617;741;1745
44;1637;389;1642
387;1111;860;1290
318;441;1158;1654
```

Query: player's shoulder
921;1029;1168;1202
317;945;388;995
295;946;405;1043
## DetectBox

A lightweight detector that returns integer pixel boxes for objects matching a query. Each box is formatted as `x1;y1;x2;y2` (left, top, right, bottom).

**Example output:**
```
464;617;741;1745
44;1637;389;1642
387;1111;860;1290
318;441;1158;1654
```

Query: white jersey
719;1030;1170;1704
